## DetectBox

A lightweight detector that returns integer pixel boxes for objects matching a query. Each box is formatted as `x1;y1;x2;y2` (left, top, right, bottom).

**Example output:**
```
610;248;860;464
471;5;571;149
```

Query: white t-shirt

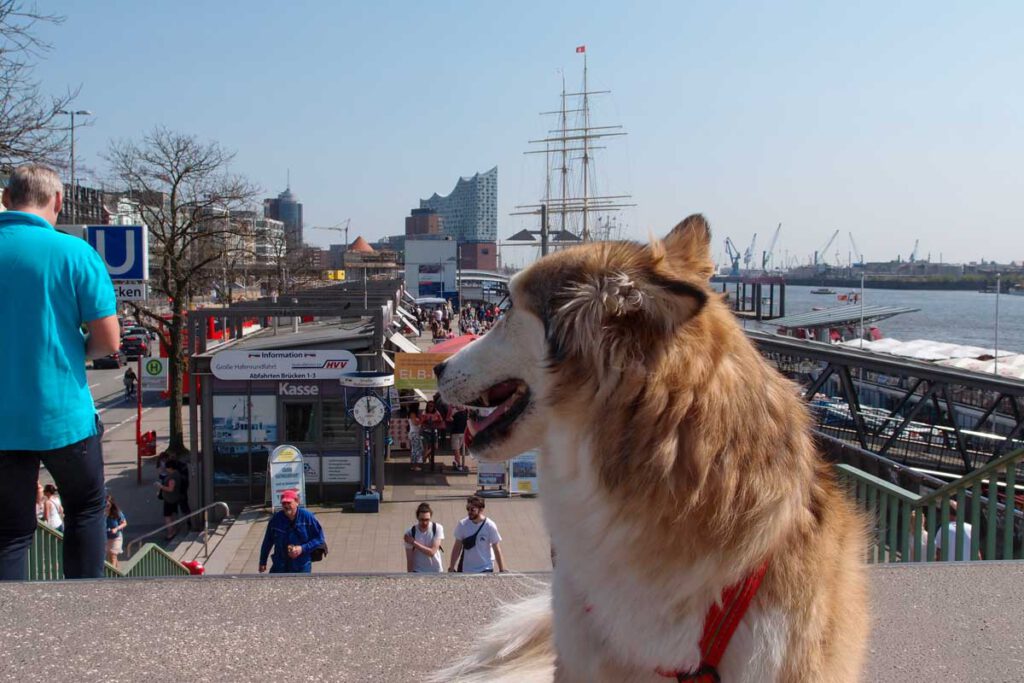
934;521;974;561
405;522;444;573
455;517;502;573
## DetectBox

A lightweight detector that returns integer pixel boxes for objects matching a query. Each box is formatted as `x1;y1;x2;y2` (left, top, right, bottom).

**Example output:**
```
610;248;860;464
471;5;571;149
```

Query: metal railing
124;501;231;560
28;523;189;580
835;447;1024;563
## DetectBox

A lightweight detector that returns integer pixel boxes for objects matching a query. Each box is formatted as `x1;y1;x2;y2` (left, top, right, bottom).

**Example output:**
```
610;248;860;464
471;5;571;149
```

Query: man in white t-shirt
449;495;507;573
933;502;982;561
404;502;444;573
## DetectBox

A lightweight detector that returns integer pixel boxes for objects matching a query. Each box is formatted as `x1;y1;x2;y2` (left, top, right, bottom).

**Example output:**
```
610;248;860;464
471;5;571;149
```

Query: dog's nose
433;361;447;380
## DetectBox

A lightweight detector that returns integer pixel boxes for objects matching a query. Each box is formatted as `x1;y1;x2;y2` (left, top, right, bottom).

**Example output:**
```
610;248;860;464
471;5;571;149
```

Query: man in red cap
258;489;326;574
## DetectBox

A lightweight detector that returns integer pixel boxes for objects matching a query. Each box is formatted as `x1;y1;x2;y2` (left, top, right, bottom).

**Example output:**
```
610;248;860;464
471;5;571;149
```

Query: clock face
353;395;386;427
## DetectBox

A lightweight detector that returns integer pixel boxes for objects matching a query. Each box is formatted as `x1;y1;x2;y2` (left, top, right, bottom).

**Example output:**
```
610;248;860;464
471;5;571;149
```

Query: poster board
477;460;508;488
510;451;539;495
394;352;449;391
268;445;305;510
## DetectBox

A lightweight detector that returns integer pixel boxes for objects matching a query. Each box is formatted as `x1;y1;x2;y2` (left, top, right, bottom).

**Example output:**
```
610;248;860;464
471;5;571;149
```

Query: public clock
353;395;387;427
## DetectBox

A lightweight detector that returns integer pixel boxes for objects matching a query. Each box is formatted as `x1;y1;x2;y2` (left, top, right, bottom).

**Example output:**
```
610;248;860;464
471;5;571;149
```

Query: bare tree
106;127;258;456
0;1;78;166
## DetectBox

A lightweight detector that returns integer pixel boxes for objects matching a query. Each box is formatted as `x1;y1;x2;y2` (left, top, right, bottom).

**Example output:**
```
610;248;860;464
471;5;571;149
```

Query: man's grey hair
5;163;63;209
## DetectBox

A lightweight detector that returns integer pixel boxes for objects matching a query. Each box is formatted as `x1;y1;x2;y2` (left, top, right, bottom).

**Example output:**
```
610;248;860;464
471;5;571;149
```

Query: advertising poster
323;455;361;483
477;460;508;488
249;395;278;443
303;454;321;484
394;352;449;391
213;395;250;443
510;451;539;495
269;445;305;510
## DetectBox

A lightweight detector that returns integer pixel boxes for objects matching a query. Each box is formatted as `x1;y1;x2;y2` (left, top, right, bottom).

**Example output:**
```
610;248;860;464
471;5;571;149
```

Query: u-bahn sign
86;225;149;281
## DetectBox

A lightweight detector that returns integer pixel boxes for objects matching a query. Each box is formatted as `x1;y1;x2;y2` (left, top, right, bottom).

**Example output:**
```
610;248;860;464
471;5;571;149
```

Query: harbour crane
743;233;758;271
724;237;742;277
908;239;919;263
848;232;864;267
761;223;782;271
814;229;840;269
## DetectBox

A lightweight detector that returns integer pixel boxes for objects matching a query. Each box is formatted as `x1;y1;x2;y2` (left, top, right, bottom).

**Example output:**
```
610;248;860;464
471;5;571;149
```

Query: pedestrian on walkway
123;366;137;400
449;408;469;472
448;496;507;573
155;459;185;539
105;494;127;570
42;484;64;534
0;164;119;580
420;401;446;472
408;403;424;472
404;502;444;573
258;490;326;574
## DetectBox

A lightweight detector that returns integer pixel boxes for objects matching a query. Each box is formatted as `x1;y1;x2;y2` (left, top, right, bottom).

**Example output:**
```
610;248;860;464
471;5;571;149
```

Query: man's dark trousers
0;423;107;580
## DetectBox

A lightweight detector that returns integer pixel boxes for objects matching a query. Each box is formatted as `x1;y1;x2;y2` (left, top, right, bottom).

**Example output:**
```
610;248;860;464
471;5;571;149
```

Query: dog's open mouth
463;379;531;451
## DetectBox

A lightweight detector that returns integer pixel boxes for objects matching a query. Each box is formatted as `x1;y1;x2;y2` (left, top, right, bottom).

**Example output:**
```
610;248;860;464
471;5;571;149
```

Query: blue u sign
86;225;149;282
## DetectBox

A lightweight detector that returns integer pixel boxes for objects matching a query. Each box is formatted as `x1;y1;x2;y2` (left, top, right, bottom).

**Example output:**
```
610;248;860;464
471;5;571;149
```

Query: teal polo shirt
0;211;116;450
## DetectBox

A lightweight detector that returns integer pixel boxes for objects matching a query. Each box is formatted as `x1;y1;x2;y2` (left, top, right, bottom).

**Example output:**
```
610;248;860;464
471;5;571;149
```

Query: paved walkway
219;457;553;574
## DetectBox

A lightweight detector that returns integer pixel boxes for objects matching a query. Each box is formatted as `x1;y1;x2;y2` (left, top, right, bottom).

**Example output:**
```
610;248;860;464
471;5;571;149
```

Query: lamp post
57;109;93;224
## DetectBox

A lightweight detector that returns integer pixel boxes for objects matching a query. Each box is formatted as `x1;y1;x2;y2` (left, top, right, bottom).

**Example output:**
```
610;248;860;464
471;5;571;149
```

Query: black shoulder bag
456;521;486;573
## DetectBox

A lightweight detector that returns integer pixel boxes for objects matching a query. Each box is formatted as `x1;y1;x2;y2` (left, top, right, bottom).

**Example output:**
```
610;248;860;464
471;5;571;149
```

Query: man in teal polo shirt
0;164;120;580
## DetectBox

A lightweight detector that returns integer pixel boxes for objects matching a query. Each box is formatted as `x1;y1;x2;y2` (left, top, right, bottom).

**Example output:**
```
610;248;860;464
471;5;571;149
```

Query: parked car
93;351;124;369
120;335;149;360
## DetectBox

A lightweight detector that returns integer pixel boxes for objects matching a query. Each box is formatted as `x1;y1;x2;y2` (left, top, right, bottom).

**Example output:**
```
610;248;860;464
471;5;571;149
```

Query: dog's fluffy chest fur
539;429;786;681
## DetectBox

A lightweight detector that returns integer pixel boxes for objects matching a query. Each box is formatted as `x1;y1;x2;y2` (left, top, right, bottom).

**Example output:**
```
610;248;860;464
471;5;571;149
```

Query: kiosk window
322;400;358;447
284;402;317;442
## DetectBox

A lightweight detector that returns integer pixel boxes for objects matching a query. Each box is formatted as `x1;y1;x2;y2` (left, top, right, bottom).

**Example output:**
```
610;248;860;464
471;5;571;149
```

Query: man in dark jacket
258;490;325;574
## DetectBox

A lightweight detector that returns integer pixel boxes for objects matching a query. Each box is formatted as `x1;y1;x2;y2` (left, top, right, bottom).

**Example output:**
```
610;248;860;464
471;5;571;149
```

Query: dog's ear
660;214;715;281
550;253;707;370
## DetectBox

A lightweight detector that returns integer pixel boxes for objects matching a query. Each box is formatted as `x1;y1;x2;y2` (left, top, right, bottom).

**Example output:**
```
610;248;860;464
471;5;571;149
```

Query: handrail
836;451;1024;564
125;501;231;559
28;522;188;580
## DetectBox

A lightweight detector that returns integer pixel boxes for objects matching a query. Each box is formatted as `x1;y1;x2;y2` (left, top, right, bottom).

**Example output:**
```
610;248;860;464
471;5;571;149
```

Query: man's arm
493;543;507;572
85;315;120;359
300;513;326;554
405;546;415;572
448;539;463;572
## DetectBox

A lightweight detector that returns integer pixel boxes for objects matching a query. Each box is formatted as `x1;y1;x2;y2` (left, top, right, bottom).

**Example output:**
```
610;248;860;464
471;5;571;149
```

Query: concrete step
166;517;236;565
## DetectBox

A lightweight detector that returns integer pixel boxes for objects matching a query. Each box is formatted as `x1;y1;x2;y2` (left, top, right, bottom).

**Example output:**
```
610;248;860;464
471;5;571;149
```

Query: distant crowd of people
405;393;470;473
458;303;501;336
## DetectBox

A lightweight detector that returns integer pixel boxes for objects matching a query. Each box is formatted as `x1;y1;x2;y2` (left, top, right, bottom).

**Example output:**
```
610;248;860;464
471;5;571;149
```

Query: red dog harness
656;562;770;683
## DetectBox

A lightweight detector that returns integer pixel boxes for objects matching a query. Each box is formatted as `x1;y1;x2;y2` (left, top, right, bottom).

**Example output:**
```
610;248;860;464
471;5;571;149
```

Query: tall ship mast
514;46;634;251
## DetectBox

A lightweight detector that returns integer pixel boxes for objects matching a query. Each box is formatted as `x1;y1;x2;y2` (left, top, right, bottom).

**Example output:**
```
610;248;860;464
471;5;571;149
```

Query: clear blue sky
35;0;1024;268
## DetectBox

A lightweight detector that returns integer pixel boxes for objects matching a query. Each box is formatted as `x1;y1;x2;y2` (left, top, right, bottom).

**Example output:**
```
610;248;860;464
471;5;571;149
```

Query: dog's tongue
469;402;512;435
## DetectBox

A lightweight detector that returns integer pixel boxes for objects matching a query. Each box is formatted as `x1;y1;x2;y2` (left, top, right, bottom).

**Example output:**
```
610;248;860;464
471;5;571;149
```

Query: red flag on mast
576;45;586;53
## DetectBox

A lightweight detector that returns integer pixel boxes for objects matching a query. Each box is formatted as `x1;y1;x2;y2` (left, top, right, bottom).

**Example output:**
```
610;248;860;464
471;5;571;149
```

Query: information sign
477;460;508;488
212;349;358;380
322;455;361;483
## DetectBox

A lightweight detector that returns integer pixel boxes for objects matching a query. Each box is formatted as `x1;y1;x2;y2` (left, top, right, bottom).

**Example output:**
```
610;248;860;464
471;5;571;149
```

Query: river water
749;285;1024;353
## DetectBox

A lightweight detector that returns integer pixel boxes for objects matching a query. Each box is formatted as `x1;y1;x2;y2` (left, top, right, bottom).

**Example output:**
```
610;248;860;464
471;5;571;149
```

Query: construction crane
848;232;864;267
761;223;781;271
724;238;742;277
743;233;758;271
312;218;351;246
814;229;840;268
908;239;919;263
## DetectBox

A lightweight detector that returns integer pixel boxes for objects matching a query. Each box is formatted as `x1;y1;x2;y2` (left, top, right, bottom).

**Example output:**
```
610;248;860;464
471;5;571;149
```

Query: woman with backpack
403;502;444;573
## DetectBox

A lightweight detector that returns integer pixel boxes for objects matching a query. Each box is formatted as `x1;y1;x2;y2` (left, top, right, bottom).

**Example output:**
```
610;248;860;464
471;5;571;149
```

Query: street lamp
57;109;93;224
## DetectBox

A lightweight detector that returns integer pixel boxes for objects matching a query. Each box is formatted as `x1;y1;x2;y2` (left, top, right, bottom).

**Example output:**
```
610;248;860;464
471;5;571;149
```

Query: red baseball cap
280;489;299;504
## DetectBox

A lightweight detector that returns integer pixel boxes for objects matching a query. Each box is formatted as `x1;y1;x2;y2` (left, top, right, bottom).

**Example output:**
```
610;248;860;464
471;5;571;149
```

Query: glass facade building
419;166;497;242
264;187;304;248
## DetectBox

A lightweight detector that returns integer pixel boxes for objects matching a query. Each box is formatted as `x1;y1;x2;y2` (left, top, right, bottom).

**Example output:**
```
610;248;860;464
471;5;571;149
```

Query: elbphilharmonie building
419;166;497;242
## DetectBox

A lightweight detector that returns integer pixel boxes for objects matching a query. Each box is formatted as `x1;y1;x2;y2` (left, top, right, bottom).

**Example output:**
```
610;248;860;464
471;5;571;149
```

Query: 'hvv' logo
86;225;149;281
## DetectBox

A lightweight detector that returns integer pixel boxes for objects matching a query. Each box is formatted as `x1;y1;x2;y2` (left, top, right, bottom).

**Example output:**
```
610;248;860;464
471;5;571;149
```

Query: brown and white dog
433;215;868;682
